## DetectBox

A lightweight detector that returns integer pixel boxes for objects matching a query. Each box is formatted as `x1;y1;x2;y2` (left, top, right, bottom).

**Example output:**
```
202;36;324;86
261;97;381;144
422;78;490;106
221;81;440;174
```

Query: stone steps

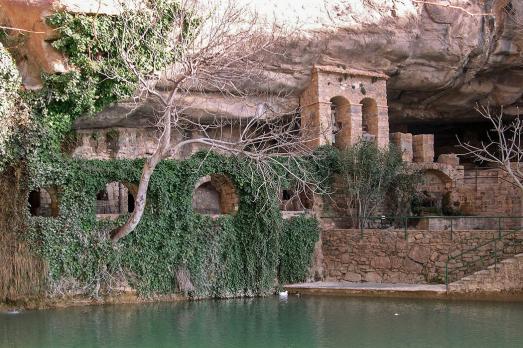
448;253;523;293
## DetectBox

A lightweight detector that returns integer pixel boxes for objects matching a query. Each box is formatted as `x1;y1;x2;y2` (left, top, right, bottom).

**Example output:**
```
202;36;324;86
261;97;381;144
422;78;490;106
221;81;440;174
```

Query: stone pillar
299;69;324;149
333;101;351;149
350;104;363;145
390;132;413;162
413;134;434;163
318;102;333;146
377;106;390;148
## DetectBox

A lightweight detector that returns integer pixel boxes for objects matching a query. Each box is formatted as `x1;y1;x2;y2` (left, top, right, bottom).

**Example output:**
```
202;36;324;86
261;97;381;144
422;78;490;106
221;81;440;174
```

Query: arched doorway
96;182;136;218
28;188;59;217
192;174;239;215
360;98;378;142
415;169;453;215
330;96;351;149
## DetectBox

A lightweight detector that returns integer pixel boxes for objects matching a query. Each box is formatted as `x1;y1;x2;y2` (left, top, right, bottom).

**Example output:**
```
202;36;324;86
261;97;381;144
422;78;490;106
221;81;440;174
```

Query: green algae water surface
1;296;522;348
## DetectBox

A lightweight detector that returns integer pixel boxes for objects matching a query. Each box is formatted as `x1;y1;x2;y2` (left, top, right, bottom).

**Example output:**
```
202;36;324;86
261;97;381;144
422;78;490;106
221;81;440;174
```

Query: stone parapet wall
449;253;523;293
321;229;523;284
457;168;523;216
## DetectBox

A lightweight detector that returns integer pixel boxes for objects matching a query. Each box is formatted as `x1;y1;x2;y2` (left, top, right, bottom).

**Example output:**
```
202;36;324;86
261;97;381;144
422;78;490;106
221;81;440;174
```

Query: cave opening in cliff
95;182;135;216
192;174;239;216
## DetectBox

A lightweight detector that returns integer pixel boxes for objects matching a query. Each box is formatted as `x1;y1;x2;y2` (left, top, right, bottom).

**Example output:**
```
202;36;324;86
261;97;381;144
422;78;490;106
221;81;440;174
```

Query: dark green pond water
1;296;522;348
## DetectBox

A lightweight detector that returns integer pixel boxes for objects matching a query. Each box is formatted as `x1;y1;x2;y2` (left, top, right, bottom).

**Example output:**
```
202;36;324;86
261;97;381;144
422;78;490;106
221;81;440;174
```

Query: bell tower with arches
300;65;389;149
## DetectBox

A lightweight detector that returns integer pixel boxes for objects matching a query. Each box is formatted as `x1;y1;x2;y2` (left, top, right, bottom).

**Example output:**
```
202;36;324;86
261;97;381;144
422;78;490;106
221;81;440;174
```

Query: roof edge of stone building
313;65;389;80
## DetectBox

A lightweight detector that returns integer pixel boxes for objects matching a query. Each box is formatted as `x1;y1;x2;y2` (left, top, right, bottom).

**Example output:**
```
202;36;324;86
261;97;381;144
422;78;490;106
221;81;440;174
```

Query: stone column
350;104;363;145
377;106;390;148
413;134;435;163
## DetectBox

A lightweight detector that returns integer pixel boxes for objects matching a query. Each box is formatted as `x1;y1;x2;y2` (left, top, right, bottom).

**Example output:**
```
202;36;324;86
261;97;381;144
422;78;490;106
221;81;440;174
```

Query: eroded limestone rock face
1;0;522;123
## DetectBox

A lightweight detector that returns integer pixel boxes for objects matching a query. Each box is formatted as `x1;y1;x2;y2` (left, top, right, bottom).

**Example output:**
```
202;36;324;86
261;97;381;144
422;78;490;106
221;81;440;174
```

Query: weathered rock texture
1;0;522;123
321;228;523;284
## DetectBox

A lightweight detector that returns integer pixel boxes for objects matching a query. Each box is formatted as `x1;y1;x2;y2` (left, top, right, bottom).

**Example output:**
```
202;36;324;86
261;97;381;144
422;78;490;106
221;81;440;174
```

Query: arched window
192;174;239;215
360;98;378;142
330;96;351;149
96;182;136;218
28;188;59;217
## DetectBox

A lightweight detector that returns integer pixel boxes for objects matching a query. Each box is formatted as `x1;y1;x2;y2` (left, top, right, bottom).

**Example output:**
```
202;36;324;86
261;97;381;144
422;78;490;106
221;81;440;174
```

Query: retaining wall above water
321;229;523;284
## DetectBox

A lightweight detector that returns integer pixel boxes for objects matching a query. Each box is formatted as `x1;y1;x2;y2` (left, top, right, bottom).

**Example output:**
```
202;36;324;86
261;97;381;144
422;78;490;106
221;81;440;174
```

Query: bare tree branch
458;105;523;192
106;0;323;242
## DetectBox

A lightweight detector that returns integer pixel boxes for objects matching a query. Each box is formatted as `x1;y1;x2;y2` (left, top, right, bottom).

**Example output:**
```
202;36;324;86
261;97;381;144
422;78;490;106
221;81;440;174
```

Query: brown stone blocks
389;132;413;162
437;153;459;167
413;134;434;163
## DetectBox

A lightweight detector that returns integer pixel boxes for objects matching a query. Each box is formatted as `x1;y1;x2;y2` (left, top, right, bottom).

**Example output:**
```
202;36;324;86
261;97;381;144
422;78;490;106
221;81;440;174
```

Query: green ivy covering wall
1;3;322;300
28;152;319;298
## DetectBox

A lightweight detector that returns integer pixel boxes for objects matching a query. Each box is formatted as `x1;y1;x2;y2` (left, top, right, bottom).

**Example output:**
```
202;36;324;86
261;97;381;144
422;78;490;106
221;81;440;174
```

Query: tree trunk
110;155;163;242
110;108;172;242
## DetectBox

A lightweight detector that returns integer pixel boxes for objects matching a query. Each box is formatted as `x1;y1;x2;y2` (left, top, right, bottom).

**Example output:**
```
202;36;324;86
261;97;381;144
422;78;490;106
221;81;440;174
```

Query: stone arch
330;96;351;149
28;187;59;217
280;187;314;212
417;169;453;214
96;181;137;217
360;97;379;142
192;174;239;215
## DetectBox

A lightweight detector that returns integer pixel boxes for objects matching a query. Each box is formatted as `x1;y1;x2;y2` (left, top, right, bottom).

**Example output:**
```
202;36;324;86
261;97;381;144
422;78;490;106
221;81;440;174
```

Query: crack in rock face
1;0;523;124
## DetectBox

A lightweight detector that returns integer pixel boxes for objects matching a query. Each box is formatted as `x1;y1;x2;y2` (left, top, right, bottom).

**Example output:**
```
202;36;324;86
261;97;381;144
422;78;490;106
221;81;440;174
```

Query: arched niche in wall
280;187;314;217
416;169;453;214
28;187;59;217
360;98;379;142
192;174;239;216
96;182;137;218
330;96;351;149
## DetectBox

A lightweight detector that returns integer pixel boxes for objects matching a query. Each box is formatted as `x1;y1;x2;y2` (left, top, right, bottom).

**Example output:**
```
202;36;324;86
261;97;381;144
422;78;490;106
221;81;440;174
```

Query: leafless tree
459;105;523;192
106;0;324;241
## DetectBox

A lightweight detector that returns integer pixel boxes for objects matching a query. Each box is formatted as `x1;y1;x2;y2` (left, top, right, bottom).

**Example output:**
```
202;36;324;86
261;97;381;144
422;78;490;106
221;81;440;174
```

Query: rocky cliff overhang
1;0;522;126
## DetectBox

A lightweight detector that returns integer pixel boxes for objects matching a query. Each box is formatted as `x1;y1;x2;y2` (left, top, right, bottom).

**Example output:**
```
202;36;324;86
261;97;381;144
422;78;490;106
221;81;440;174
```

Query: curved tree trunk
110;110;172;242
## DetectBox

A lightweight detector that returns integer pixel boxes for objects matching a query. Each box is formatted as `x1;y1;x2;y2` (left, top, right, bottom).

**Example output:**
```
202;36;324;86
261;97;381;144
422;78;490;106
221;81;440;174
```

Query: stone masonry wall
448;253;523;293
321;229;523;284
457;167;523;217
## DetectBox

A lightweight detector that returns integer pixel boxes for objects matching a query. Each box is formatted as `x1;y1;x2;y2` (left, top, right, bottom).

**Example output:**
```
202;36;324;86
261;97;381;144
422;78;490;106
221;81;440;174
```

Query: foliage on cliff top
0;43;35;172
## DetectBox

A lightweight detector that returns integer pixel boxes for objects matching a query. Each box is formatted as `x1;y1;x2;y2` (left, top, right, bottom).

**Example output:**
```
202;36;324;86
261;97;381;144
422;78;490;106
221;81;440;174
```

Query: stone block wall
192;174;239;215
413;134;434;163
389;132;413;162
96;182;129;215
321;229;523;284
448;253;523;293
437;153;459;166
73;127;241;161
456;167;523;217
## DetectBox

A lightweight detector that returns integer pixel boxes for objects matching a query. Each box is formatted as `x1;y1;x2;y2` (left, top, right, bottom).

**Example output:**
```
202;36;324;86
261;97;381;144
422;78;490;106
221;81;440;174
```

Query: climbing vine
20;4;179;158
1;3;322;299
28;152;320;297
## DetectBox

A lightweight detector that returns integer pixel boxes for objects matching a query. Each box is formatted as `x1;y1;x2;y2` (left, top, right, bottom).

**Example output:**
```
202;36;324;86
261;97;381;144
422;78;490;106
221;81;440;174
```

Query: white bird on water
279;291;288;299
